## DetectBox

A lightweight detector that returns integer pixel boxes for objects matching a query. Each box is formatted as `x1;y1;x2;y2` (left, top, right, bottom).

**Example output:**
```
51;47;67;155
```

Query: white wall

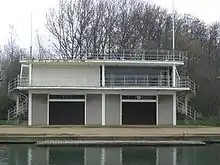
31;65;100;87
158;95;174;125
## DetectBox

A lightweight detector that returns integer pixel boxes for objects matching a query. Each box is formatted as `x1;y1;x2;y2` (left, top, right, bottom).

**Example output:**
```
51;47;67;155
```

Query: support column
173;93;177;125
156;95;159;125
172;65;176;87
28;91;32;126
47;94;49;125
29;64;32;86
184;94;188;124
102;65;105;87
167;68;170;87
101;65;105;126
16;95;19;116
102;94;105;126
20;64;23;80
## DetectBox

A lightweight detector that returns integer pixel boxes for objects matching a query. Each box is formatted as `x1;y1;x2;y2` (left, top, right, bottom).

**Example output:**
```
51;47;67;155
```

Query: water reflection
1;145;220;165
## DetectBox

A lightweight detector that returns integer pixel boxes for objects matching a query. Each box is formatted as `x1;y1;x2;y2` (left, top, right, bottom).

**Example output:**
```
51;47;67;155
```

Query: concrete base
36;140;206;147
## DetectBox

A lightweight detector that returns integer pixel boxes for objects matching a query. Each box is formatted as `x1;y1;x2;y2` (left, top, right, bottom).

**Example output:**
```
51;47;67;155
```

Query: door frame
47;94;86;125
120;95;158;125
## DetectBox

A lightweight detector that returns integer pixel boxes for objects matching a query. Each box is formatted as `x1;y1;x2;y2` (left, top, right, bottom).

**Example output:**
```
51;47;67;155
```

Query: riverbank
0;126;220;137
0;126;219;145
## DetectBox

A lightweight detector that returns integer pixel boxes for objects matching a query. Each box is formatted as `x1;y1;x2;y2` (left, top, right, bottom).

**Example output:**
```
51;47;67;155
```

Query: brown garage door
49;102;85;125
122;102;156;125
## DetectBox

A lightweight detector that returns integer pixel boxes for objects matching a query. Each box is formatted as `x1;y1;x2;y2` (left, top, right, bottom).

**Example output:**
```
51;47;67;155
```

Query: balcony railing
9;74;195;91
105;75;194;89
20;49;185;62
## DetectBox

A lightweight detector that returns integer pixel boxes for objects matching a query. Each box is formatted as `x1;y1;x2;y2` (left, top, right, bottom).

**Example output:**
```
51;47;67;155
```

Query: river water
0;144;220;165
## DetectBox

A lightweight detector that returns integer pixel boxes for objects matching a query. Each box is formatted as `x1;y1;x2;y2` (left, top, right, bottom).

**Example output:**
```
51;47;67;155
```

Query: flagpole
172;0;175;55
30;12;33;58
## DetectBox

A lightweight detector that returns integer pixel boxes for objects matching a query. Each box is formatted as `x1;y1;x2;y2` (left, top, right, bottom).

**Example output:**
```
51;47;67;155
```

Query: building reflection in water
4;145;181;165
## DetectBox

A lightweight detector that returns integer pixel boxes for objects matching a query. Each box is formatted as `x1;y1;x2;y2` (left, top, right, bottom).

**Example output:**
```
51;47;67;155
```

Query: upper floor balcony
20;49;186;66
8;74;195;93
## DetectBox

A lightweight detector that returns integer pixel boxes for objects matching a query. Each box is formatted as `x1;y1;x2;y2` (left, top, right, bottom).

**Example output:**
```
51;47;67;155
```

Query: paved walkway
0;126;220;137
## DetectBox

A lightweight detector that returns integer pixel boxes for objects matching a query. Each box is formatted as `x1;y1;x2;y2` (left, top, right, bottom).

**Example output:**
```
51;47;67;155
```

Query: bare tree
0;26;28;119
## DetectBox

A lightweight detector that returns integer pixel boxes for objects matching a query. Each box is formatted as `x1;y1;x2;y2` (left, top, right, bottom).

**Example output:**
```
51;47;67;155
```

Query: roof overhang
19;59;184;67
17;86;190;91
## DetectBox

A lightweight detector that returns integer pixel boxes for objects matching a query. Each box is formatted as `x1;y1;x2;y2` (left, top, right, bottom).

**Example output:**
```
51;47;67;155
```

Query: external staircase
175;65;198;121
7;76;28;123
176;92;197;120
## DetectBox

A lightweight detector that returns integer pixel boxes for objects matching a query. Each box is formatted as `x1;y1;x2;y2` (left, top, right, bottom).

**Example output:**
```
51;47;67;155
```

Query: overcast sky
0;0;220;49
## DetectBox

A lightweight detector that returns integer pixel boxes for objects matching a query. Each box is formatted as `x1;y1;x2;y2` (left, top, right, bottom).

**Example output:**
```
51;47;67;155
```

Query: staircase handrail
7;99;28;120
18;91;28;102
175;67;181;87
177;100;196;119
8;75;19;93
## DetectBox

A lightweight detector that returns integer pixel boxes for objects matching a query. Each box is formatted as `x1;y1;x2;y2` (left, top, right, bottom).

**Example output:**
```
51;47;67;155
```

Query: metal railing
7;100;28;120
20;49;185;62
8;75;19;93
177;101;196;120
105;75;194;89
19;76;98;87
175;66;181;87
9;74;195;90
178;76;196;94
7;91;28;121
176;93;200;120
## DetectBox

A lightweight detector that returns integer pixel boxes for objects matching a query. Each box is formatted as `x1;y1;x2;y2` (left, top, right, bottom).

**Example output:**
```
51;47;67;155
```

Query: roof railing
20;49;186;62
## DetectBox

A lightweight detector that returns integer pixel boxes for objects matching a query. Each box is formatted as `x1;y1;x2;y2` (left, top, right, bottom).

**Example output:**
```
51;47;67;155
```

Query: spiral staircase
175;66;198;121
176;92;197;120
7;76;28;123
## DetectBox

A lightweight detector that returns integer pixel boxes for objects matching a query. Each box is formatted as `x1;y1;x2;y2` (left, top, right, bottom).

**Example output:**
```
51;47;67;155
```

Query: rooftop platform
20;49;186;66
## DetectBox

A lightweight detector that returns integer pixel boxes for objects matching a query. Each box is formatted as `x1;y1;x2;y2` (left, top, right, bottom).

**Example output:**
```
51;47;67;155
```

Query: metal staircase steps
7;77;28;123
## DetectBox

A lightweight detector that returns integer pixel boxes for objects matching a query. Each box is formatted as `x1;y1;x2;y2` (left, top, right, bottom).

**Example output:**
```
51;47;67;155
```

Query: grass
0;119;19;125
0;119;220;127
177;119;220;126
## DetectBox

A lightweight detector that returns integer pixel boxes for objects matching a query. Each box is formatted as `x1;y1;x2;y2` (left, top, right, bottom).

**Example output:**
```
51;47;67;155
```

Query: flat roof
20;59;184;66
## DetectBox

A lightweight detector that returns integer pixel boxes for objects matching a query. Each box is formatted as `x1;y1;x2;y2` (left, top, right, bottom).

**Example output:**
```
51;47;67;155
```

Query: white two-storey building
8;49;196;126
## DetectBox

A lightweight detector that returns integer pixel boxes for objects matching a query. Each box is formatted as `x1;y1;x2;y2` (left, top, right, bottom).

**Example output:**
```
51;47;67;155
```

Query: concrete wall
32;94;47;125
105;94;120;125
29;89;176;126
32;65;100;87
86;94;102;125
158;95;174;125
